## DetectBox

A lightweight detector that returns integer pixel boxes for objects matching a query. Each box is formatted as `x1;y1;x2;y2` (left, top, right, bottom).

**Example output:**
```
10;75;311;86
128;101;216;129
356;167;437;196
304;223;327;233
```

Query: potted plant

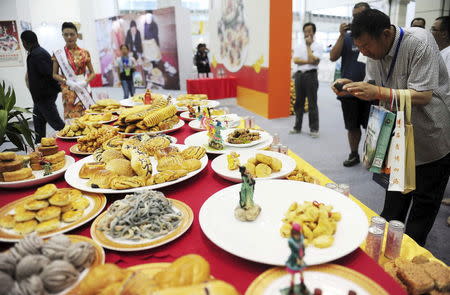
0;81;35;152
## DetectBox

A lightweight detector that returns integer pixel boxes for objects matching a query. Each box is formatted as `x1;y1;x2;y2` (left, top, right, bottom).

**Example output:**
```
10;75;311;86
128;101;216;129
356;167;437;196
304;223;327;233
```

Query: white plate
246;265;388;295
64;144;208;194
55;133;82;140
179;111;197;121
211;151;297;183
176;100;220;112
223;129;271;148
118;120;185;136
188;120;206;132
184;131;273;155
120;98;143;107
0;155;75;189
129;134;177;144
199;180;368;266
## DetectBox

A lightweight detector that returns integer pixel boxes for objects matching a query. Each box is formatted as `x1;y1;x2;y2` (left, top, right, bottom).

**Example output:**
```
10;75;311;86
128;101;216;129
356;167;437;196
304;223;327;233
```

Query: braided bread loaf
142;104;177;127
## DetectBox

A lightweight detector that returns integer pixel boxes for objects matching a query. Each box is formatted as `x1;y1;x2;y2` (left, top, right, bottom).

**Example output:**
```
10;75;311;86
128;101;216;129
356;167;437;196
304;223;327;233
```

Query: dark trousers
121;79;135;99
33;94;65;143
380;152;450;246
293;70;319;132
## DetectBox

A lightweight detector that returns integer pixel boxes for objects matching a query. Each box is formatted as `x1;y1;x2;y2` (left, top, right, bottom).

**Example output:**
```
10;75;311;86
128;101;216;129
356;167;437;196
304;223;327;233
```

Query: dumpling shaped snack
154;254;210;289
64;242;95;271
182;159;202;172
255;163;272;178
42;234;71;260
15;255;50;280
0;271;14;295
40;260;79;293
13;233;44;256
0;252;17;276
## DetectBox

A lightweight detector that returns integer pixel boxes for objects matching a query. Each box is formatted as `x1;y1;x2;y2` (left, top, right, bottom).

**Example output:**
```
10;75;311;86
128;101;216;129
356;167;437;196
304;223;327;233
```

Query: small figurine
187;105;196;118
280;223;311;295
207;120;225;150
234;166;261;221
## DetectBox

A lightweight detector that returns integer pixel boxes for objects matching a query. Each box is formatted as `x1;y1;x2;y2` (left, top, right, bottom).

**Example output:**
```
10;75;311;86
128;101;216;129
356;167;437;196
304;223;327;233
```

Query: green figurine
234;166;261;221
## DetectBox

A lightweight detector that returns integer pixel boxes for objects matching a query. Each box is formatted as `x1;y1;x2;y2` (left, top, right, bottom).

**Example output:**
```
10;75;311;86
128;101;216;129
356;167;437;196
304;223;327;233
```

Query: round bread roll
36;218;61;233
24;200;49;211
105;159;134;177
40;260;79;293
64;242;95;271
0;271;14;295
41;235;71;260
48;191;71;206
255;163;272;178
15;255;50;280
0;215;16;229
13;220;38;235
101;149;125;163
62;210;84;223
14;210;36;222
0;252;17;276
0;152;16;161
40;137;56;147
36;206;61;222
33;184;58;200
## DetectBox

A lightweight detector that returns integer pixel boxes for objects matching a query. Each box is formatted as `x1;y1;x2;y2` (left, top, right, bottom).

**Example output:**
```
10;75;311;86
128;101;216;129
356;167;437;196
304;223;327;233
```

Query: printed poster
0;20;24;67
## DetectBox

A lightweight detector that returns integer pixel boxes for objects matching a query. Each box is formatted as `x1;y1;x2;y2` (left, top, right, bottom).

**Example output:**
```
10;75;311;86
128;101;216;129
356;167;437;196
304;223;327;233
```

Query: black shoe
343;153;360;167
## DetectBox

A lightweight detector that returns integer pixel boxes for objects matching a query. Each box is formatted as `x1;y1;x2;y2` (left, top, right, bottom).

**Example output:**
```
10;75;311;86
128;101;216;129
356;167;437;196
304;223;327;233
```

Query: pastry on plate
182;159;201;172
130;154;153;177
2;167;33;182
48;191;71;206
14;220;38;234
14;210;36;222
62;210;84;223
37;145;59;156
33;184;58;200
24;200;49;211
43;150;65;164
40;137;56;147
0;151;16;161
36;218;61;233
0;215;16;229
36;206;61;222
0;159;23;173
79;162;106;179
100;149;125;163
105;159;134;177
180;146;206;160
88;169;117;189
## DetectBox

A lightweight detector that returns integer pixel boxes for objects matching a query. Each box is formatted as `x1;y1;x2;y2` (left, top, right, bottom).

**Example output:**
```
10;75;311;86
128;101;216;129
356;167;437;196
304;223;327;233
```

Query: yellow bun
2;167;32;182
36;206;61;222
24;199;49;211
62;210;84;223
101;149;125;163
0;152;16;161
0;215;16;229
14;219;38;234
33;184;58;199
48;190;71;206
40;137;56;146
36;218;60;233
14;210;36;222
255;163;272;178
58;188;82;201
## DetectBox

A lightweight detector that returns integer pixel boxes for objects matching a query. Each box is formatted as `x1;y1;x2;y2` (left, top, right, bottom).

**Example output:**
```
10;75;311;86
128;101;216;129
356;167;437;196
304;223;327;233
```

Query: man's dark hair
351;9;390;39
411;17;426;28
62;22;77;32
354;2;370;10
20;30;38;45
303;22;316;34
130;20;137;28
436;16;450;36
120;44;129;50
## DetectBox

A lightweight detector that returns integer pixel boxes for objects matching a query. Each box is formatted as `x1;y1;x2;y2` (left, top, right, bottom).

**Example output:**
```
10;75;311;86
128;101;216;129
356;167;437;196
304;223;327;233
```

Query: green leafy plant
0;81;35;152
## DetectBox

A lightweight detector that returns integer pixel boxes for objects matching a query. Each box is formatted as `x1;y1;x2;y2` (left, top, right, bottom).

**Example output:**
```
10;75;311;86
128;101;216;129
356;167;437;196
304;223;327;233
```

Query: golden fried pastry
144;137;171;156
182;159;202;172
101;149;125;163
227;152;240;170
0;151;16;161
180;146;206;160
110;176;146;190
41;137;56;146
255;163;272;178
14;210;36;222
153;170;188;184
43;150;65;164
29;151;44;164
244;162;256;177
33;183;58;199
121;139;146;159
71;197;90;211
49;158;66;171
154;146;180;160
36;218;61;233
37;145;59;156
48;190;71;206
79;162;106;179
14;219;38;234
0;159;23;173
102;137;126;151
36;206;61;222
142;104;177;127
270;157;282;172
106;159;134;177
88;169;117;189
62;210;84;223
2;167;33;182
24;199;49;211
74;264;130;295
255;153;272;166
58;188;82;201
157;155;183;172
0;215;16;228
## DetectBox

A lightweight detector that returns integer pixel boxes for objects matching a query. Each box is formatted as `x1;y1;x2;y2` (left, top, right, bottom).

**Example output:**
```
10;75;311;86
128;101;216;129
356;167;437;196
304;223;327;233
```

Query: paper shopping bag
401;89;416;193
362;105;388;168
370;110;396;173
387;90;406;192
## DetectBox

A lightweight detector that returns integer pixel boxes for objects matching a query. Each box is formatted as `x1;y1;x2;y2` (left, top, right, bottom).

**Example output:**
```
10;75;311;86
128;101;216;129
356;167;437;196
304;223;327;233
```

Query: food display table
0;125;411;294
187;76;237;99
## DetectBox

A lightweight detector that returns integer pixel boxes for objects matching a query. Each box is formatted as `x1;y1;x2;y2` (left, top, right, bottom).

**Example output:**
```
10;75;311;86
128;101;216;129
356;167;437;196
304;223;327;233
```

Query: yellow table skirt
288;150;444;266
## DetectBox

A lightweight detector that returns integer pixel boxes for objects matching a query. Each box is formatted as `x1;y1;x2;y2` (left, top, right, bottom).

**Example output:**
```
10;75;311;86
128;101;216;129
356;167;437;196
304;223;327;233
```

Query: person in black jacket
125;20;143;60
21;30;64;142
195;43;211;78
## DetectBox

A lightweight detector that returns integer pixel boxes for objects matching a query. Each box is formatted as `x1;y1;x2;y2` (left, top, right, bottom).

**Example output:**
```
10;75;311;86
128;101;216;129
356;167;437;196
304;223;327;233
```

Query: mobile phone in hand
334;82;344;92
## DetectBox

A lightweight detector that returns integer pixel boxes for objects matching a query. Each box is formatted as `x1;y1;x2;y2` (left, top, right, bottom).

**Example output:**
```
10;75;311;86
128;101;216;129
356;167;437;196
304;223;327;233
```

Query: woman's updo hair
62;22;77;33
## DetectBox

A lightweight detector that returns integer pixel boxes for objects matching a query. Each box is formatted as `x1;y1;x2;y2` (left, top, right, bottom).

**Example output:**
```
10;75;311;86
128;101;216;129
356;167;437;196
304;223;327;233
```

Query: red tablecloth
0;126;406;295
187;76;237;99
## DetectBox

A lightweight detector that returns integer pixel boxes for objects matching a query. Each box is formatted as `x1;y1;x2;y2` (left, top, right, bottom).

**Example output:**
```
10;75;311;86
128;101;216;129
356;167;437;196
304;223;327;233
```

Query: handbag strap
399;89;412;124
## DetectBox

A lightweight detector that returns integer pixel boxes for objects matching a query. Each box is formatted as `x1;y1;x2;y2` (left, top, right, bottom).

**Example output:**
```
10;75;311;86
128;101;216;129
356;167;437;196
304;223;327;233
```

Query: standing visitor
411;17;426;29
52;22;96;119
195;43;211;78
290;22;323;138
21;30;64;142
332;9;450;245
144;12;159;45
125;20;143;61
330;2;371;167
116;44;137;99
